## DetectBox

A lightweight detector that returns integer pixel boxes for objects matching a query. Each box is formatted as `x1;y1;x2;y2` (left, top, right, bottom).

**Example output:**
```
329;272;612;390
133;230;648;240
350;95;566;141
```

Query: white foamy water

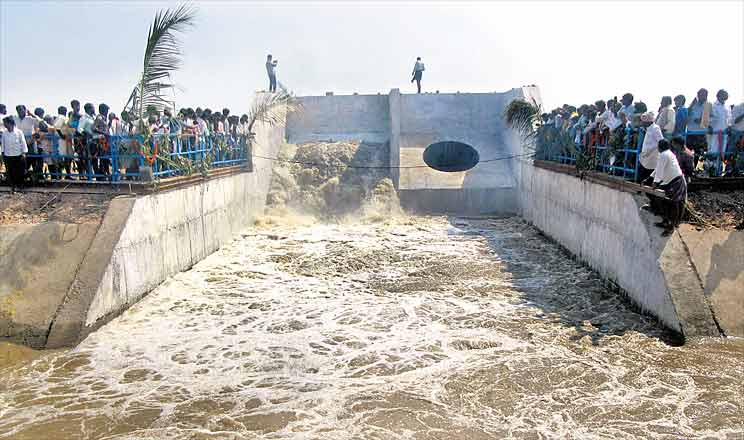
1;217;743;439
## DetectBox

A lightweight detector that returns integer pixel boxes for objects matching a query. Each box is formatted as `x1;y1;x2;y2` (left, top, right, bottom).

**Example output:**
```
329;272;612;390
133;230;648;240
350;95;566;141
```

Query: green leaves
247;85;303;133
504;98;542;141
123;3;197;130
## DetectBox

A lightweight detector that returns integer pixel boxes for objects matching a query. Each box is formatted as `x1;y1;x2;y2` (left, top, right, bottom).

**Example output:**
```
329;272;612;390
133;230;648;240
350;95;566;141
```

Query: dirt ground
0;191;112;225
686;189;744;230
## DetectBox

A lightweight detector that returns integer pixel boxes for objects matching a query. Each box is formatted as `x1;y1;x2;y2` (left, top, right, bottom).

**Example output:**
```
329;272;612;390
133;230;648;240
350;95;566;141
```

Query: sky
1;0;742;115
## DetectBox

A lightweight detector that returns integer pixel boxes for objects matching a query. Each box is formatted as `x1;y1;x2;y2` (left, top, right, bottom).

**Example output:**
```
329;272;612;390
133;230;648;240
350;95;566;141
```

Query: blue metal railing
10;132;252;182
537;125;743;180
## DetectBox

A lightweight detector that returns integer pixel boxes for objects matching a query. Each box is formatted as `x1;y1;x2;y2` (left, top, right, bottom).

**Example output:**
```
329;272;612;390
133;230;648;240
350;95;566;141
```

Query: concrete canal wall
0;120;284;349
519;161;742;339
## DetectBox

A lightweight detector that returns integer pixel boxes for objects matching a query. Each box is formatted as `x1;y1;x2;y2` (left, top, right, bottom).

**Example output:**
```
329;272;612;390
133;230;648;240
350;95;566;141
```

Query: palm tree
123;3;197;131
246;84;302;134
504;98;542;141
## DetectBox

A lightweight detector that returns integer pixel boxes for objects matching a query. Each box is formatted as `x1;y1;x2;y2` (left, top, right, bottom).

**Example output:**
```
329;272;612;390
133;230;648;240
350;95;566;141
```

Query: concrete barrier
0;222;100;347
286;87;541;215
0;119;284;349
519;161;741;339
44;120;284;348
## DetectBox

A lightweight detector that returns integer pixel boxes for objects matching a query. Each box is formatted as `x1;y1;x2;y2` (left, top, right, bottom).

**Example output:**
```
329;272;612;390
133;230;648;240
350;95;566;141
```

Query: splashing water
1;216;743;439
261;140;403;225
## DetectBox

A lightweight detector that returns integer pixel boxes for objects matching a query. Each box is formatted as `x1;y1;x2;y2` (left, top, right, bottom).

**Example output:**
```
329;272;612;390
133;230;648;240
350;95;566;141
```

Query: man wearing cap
639;111;663;184
1;116;28;191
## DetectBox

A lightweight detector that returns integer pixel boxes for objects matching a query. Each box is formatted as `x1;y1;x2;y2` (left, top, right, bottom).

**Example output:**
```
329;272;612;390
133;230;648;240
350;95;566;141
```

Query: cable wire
251;151;535;170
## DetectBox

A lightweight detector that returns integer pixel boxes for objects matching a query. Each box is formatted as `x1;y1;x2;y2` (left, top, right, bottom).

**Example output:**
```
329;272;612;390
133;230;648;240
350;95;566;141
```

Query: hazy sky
1;0;742;115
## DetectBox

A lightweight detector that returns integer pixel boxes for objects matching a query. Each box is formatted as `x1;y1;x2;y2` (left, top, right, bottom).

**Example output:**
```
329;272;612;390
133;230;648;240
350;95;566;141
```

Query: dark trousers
666;200;684;228
3;154;26;188
268;73;277;92
638;164;654;184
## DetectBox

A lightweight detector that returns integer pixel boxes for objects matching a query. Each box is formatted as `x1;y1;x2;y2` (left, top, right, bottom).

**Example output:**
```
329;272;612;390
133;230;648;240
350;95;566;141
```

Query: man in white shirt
655;96;676;136
706;89;731;176
652;139;687;236
52;106;72;177
639;111;664;184
1;116;28;191
75;103;96;178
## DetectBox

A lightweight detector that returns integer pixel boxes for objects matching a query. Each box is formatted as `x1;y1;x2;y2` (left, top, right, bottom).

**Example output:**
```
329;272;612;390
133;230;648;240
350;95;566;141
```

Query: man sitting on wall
651;139;687;237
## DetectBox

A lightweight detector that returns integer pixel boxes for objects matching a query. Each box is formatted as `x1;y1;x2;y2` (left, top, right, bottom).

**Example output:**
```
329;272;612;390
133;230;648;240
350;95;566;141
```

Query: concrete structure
519;161;742;339
287;87;541;215
1;119;284;349
286;89;740;339
3;87;740;346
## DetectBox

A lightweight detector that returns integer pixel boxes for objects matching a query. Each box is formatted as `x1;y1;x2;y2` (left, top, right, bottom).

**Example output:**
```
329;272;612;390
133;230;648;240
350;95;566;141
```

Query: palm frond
247;84;302;133
124;3;196;129
503;98;542;140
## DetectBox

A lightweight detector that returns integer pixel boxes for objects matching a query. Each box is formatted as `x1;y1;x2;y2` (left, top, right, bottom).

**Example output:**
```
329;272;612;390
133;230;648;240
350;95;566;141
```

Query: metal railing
4;132;252;183
537;125;744;181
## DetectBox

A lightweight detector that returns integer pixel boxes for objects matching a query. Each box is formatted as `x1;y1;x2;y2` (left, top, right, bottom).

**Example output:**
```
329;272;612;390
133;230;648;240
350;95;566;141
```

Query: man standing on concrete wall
266;54;278;93
411;57;425;94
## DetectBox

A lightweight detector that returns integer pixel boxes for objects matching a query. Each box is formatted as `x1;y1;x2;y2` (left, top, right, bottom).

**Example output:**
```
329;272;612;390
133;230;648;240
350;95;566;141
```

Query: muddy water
1;217;743;439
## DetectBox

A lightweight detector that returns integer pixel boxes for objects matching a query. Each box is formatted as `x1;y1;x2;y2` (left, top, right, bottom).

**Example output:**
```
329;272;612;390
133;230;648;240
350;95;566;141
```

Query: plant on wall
246;84;302;134
122;4;196;131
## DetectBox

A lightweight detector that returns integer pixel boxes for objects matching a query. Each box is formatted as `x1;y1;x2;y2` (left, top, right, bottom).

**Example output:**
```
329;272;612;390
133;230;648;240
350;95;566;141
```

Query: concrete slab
0;222;100;348
679;226;744;337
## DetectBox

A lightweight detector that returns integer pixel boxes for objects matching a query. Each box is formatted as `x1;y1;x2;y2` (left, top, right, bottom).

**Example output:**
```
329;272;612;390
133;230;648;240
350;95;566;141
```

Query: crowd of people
536;88;744;235
0;101;253;190
538;88;744;179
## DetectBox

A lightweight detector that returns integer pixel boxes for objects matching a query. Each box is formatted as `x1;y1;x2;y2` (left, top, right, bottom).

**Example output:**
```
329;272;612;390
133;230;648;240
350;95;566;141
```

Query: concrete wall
286;94;390;144
0;222;100;347
44;119;285;348
285;87;541;215
518;162;738;339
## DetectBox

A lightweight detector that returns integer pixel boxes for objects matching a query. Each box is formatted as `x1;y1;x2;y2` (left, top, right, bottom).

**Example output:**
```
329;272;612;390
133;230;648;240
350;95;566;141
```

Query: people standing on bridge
1;116;28;192
266;54;278;93
411;57;425;94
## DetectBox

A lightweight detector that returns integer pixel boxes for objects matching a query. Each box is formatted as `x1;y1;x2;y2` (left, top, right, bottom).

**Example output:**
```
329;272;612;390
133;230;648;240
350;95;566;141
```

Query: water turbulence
1;141;743;439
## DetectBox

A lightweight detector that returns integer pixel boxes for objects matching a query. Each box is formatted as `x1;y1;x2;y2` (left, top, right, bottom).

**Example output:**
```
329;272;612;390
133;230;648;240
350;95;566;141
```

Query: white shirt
13;115;39;138
53;115;72;156
652;149;684;185
640;123;664;169
618;104;635;119
732;103;744;131
78;113;95;135
197;117;209;136
599;110;621;130
1;127;29;156
656;106;676;133
710;101;732;132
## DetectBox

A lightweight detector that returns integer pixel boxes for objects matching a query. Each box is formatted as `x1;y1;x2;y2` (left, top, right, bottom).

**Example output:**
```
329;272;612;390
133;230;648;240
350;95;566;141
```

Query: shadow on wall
446;217;682;347
705;232;744;296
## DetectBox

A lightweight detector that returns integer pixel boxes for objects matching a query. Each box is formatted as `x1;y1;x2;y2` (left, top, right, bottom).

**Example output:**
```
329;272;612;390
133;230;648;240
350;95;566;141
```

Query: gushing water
1;216;743;439
2;142;743;439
